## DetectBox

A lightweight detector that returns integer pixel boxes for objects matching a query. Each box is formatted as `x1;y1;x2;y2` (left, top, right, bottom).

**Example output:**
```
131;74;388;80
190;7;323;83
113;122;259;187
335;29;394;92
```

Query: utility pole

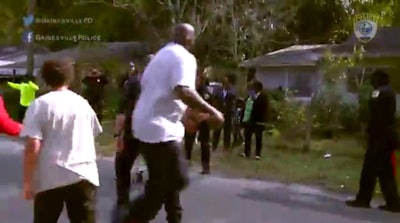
25;0;36;76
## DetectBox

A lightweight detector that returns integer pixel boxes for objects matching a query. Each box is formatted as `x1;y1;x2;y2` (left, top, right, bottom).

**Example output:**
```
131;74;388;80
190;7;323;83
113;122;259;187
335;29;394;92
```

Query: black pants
356;137;400;206
33;180;96;223
244;123;265;157
233;124;244;146
126;141;188;223
212;117;232;150
88;100;104;123
115;135;140;207
18;104;27;122
184;122;210;169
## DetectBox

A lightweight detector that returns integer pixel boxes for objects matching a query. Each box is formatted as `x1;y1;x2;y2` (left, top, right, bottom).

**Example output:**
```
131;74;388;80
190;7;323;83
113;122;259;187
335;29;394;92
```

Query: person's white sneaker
241;153;249;158
254;156;261;160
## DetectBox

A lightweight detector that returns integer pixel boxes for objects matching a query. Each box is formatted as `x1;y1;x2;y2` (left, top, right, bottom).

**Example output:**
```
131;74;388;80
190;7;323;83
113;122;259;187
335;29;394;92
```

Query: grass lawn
96;119;400;194
96;121;115;157
208;137;366;192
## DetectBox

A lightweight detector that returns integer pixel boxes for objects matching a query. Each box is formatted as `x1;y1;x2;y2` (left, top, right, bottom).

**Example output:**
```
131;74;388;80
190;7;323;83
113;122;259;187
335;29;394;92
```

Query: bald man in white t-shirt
123;24;224;223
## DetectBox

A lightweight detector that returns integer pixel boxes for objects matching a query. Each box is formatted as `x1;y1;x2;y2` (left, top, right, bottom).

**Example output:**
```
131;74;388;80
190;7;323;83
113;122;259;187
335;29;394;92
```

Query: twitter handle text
35;18;94;24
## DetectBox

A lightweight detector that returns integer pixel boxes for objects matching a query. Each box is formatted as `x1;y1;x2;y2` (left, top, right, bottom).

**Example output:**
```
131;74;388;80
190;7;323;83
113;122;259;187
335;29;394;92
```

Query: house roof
331;26;400;57
0;44;50;66
1;41;147;69
241;26;400;68
240;45;329;68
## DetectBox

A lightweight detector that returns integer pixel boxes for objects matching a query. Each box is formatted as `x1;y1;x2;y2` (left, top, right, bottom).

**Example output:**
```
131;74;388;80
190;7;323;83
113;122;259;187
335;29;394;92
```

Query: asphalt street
0;136;398;223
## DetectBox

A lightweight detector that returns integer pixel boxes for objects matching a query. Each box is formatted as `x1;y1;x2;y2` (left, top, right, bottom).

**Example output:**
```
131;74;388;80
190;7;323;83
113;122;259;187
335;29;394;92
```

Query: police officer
114;65;142;210
346;69;400;212
114;55;182;223
184;69;213;174
82;68;109;122
113;55;155;208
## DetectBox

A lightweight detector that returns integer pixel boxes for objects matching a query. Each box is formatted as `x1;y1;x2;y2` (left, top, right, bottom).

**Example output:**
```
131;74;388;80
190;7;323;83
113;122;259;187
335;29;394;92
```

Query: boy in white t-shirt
21;58;102;223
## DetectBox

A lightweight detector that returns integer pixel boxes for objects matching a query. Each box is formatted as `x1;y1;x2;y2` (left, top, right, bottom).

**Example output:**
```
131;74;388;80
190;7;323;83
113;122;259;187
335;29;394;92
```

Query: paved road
0;137;398;223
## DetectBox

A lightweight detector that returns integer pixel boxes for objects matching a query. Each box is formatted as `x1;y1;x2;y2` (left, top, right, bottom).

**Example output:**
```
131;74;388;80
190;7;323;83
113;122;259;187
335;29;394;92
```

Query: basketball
184;118;199;134
183;108;209;134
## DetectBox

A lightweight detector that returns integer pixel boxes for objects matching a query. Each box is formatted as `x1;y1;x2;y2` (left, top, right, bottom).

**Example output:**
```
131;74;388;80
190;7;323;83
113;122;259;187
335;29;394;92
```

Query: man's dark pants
115;134;140;206
33;180;96;223
356;136;400;206
243;123;264;157
125;141;189;223
212;116;232;150
184;121;211;169
18;104;27;122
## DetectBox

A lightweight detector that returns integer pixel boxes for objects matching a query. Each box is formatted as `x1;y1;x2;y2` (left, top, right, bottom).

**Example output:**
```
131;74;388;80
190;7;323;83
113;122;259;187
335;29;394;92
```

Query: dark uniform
184;83;213;174
114;75;141;207
82;75;108;122
212;85;237;150
346;70;400;212
114;75;182;223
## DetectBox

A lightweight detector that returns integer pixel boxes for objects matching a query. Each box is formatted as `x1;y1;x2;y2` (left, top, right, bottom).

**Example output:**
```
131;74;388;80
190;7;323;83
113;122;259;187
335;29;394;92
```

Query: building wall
255;66;321;97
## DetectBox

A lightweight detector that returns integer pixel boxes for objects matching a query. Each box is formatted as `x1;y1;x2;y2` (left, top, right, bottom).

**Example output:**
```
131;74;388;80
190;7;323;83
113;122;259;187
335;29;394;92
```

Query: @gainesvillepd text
35;34;101;42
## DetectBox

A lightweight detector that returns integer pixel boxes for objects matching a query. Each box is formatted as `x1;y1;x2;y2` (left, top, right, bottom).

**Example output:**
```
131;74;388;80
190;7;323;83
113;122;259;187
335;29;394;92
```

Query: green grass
191;135;400;194
95;119;400;194
207;137;364;191
96;121;115;157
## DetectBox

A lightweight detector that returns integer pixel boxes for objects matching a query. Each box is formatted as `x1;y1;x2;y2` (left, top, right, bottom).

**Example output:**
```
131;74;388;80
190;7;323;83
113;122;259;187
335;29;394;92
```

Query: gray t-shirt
20;89;102;193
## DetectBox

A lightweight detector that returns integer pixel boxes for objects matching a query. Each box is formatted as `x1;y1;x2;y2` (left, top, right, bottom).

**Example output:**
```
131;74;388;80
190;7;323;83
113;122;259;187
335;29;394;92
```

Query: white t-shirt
132;43;197;143
20;89;102;193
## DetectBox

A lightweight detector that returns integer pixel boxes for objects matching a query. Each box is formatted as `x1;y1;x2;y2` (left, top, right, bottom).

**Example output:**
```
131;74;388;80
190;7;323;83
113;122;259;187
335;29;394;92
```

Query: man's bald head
172;23;195;50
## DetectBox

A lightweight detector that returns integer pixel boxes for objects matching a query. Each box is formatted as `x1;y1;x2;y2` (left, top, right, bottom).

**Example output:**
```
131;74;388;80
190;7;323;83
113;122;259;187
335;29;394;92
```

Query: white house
239;27;400;104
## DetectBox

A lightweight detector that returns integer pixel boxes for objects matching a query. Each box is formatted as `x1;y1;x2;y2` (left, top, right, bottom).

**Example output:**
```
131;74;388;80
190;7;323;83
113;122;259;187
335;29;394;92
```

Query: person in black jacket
242;80;269;160
212;73;237;150
184;69;213;174
346;69;400;212
82;68;109;122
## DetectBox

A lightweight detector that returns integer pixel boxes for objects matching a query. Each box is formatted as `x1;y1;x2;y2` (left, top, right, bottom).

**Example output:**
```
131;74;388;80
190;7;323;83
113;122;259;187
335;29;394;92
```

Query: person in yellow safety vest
7;77;39;122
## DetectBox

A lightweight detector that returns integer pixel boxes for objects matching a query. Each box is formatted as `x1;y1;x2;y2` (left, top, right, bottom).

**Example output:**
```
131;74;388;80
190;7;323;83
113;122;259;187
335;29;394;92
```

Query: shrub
269;91;308;140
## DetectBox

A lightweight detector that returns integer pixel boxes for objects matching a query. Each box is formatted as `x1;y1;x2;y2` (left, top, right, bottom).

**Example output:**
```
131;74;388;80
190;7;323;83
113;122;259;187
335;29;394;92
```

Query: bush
269;92;308;140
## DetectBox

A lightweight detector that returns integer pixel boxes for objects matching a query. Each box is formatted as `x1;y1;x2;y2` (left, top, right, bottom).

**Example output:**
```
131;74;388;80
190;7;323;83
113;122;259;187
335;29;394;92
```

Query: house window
288;73;313;97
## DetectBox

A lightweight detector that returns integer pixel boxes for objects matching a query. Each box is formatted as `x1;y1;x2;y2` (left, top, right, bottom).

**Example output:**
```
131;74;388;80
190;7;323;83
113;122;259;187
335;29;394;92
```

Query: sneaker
200;169;211;175
345;199;370;209
378;204;400;212
254;156;261;160
241;153;249;158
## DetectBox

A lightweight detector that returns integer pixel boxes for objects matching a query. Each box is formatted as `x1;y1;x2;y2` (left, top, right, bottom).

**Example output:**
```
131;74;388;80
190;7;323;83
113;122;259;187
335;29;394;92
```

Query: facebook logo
22;30;33;43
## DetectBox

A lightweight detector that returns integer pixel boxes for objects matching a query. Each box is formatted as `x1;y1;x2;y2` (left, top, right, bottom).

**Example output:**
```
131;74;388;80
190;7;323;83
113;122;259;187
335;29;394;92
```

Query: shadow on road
238;187;398;223
0;150;117;198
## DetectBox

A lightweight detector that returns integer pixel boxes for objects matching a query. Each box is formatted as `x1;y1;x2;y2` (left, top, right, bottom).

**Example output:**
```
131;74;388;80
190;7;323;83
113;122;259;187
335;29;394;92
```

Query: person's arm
28;81;39;91
115;77;141;135
0;96;21;136
115;96;127;136
23;137;41;199
101;76;109;86
20;101;43;198
379;90;396;127
172;57;220;116
7;81;21;90
185;108;209;122
82;76;89;85
92;112;103;137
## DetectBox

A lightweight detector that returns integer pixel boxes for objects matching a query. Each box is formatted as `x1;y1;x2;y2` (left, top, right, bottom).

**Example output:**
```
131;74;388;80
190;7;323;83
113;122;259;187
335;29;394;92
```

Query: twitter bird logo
23;14;34;27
